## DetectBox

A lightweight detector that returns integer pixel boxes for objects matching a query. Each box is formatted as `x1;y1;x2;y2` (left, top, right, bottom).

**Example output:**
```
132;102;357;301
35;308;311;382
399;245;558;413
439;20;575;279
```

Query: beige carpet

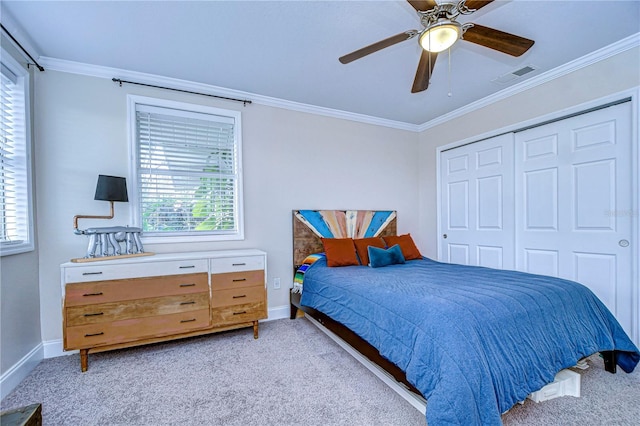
2;318;639;425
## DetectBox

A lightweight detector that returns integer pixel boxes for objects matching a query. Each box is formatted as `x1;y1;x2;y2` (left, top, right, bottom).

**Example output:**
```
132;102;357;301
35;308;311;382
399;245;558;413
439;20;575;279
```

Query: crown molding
417;32;640;132
38;32;639;134
39;57;420;132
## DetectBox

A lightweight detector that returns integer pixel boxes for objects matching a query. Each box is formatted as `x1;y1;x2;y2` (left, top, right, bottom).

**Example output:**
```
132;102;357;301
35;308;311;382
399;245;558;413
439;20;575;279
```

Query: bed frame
289;209;618;403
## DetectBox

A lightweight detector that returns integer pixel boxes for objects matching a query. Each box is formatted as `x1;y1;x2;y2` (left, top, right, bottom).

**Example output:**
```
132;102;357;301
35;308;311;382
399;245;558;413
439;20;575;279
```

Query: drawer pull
179;283;196;287
82;292;104;297
180;318;196;323
232;295;247;299
179;265;196;269
232;263;246;266
85;332;104;337
84;312;104;317
180;301;196;305
232;278;246;282
233;311;247;315
82;272;103;276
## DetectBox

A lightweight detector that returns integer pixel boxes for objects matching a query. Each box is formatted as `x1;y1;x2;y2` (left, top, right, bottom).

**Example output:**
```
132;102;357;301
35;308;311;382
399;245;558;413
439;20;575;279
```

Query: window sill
0;241;35;257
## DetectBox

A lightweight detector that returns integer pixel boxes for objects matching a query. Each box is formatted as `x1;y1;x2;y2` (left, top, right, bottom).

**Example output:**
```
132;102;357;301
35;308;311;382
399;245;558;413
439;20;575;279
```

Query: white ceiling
2;0;639;126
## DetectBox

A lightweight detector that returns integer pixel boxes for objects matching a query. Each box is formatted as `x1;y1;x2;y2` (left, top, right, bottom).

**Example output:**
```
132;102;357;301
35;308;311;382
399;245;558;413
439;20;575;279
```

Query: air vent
512;65;536;76
492;65;538;84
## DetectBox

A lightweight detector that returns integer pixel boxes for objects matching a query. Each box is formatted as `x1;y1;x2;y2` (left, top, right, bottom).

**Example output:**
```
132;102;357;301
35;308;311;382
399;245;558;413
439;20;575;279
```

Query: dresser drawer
210;270;264;291
65;309;211;350
65;259;208;283
65;273;208;307
66;292;210;326
210;255;264;274
211;301;266;326
211;285;264;308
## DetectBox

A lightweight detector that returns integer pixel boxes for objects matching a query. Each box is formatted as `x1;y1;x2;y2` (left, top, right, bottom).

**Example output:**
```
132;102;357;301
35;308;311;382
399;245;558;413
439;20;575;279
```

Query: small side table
0;403;42;426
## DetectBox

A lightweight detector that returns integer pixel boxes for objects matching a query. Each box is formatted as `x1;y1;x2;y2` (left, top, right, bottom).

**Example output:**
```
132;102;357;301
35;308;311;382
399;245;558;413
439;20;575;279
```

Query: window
0;49;33;256
129;96;243;242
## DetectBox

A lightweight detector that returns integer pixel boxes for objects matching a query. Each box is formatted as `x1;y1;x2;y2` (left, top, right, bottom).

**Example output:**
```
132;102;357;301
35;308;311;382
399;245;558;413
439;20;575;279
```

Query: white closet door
440;133;515;269
515;102;633;335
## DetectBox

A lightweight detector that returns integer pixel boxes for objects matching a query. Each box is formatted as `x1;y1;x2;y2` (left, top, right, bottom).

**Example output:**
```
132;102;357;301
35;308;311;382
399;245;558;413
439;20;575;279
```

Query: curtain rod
0;23;45;72
112;78;252;106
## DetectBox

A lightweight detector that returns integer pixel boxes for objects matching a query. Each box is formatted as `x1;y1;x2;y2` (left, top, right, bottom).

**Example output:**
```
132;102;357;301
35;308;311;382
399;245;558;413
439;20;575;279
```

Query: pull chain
448;47;452;97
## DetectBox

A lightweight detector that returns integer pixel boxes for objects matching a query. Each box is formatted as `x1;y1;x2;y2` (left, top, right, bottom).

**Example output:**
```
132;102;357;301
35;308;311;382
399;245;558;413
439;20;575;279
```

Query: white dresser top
61;249;266;269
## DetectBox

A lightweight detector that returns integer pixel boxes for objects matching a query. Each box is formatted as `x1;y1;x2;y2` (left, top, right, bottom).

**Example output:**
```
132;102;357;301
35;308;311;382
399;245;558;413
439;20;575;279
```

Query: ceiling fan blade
463;1;495;12
339;31;417;64
412;50;438;93
407;0;438;12
463;24;534;57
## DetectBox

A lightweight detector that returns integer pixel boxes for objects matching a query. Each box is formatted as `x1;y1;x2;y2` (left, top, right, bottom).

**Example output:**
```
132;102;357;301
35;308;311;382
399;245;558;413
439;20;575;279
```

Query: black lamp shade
94;175;128;202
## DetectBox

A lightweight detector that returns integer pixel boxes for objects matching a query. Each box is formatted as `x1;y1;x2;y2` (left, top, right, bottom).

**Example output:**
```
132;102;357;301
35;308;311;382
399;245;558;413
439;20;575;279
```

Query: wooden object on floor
0;403;42;426
61;249;267;372
601;351;617;373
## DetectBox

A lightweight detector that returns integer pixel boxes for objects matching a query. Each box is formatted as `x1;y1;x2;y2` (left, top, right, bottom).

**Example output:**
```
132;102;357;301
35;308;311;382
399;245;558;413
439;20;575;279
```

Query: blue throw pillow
368;244;406;268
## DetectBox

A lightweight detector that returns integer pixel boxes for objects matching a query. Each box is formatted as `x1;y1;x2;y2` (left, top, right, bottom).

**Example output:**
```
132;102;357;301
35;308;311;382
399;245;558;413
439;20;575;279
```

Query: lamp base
70;252;155;263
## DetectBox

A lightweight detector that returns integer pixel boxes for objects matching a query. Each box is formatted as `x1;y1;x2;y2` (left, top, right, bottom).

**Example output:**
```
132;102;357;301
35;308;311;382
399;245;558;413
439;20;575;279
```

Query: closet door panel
523;167;559;231
440;133;515;268
515;102;633;336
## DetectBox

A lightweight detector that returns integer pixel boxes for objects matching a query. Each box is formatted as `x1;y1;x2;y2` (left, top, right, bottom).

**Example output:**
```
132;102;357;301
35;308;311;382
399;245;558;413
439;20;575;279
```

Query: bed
289;209;640;425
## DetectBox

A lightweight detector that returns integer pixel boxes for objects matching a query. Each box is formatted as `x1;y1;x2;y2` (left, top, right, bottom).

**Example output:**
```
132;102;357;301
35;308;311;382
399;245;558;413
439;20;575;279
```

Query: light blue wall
0;35;41;395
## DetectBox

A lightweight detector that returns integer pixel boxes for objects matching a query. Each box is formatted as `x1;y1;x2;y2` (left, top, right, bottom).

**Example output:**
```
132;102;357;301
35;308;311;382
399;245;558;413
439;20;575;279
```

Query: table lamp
73;175;128;233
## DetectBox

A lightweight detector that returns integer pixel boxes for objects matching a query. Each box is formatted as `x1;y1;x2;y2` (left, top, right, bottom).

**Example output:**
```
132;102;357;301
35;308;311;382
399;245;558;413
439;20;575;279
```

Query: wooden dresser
61;249;267;371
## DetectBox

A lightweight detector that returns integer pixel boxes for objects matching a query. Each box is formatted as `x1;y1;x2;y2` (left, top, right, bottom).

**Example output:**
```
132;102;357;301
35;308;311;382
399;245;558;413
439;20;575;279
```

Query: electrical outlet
273;277;281;289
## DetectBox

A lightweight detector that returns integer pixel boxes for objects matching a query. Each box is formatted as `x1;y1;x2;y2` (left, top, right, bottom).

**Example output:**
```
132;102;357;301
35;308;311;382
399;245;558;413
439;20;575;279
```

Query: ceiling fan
339;0;535;93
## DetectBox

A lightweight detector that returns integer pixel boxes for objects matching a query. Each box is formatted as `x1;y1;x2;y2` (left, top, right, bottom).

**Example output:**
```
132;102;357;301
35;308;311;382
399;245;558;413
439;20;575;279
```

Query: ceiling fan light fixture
419;20;461;53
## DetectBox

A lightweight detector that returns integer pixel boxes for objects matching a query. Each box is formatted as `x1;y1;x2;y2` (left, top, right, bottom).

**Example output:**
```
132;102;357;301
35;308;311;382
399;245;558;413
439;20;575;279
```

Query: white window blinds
134;103;241;237
0;61;30;251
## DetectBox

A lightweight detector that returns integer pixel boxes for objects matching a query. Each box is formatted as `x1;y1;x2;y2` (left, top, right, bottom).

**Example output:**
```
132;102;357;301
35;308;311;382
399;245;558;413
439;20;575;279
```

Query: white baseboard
267;305;290;321
0;343;43;400
36;307;291;362
43;339;75;359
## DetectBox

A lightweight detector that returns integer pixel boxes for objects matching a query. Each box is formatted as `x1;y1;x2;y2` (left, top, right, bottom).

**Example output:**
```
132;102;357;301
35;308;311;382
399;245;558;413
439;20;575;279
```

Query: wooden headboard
292;210;397;269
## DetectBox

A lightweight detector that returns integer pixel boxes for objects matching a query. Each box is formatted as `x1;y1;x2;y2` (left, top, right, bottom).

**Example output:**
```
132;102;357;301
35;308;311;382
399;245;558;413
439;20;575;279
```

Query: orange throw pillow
354;237;386;266
382;234;422;260
321;238;360;267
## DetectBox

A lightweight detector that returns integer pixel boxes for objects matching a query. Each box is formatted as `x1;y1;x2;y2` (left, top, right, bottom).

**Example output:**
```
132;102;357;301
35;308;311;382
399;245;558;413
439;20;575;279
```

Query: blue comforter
299;257;639;425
